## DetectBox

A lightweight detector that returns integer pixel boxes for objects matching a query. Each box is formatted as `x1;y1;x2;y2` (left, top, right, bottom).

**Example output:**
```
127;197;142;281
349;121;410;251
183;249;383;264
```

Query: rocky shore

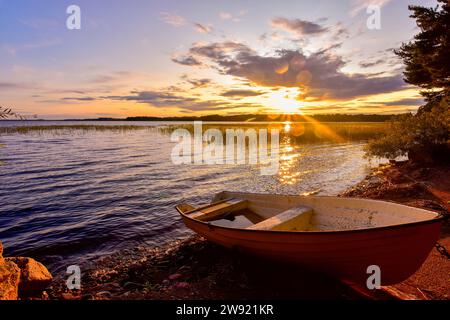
2;161;449;300
0;242;53;300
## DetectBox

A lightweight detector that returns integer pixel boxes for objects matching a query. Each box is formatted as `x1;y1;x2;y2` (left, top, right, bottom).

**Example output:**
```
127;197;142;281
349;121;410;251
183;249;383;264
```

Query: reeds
0;125;154;135
159;122;389;143
0;122;389;142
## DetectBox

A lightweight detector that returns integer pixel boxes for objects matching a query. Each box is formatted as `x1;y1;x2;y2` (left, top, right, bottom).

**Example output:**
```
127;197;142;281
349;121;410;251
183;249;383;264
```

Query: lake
0;121;388;274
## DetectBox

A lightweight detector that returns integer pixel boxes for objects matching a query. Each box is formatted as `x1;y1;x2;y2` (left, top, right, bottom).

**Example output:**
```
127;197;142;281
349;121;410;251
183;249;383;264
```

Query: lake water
0;121;387;274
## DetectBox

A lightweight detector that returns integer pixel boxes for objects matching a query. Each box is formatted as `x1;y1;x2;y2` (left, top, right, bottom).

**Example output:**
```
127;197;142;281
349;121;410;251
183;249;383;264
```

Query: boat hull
181;215;442;285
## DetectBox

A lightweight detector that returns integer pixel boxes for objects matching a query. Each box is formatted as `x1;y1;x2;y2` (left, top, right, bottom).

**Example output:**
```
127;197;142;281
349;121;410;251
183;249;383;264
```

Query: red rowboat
176;191;443;285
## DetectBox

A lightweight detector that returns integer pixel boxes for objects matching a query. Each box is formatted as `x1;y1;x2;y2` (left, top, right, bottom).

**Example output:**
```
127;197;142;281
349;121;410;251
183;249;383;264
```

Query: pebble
96;291;112;299
61;292;80;300
175;282;190;289
123;281;142;290
168;273;182;281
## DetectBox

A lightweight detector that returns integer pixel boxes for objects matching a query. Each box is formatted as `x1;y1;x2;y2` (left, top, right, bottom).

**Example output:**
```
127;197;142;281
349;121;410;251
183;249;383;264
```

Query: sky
0;0;439;119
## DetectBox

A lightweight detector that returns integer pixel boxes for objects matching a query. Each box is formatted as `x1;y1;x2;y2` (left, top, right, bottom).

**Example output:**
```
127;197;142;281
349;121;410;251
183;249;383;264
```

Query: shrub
366;98;449;160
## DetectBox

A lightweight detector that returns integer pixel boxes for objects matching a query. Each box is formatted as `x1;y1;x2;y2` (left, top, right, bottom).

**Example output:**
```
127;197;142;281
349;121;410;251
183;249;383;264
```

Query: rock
0;261;20;300
169;273;182;281
61;292;80;300
96;291;112;299
123;281;142;290
175;282;190;289
5;257;52;297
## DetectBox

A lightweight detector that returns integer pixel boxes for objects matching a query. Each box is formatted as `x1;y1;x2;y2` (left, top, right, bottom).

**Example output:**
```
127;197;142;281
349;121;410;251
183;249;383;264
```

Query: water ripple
0;124;386;273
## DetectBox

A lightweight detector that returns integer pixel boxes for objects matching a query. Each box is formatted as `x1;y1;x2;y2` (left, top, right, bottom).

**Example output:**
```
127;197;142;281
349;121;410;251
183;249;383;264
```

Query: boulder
0;261;20;300
5;257;52;297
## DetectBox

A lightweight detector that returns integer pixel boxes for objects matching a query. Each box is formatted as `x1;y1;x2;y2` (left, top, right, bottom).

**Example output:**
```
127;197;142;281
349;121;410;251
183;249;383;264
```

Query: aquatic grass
0;125;156;135
159;122;389;143
0;122;389;142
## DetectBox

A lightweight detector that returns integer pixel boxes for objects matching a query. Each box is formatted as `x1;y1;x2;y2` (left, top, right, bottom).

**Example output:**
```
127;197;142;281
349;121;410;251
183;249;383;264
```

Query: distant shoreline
0;113;402;123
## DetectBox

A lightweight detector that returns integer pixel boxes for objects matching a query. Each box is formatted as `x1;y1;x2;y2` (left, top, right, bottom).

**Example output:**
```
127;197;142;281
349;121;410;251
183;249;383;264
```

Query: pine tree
367;1;450;162
395;0;450;113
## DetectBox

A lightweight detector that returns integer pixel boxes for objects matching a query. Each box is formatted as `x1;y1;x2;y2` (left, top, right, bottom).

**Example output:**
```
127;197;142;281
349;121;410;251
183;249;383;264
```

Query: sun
264;88;302;114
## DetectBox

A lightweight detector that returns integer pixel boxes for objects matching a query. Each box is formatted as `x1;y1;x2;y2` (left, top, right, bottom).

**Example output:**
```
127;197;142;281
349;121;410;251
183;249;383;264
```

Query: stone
0;261;20;300
61;292;80;300
175;282;190;289
169;273;182;281
96;291;112;299
5;257;52;297
123;281;142;290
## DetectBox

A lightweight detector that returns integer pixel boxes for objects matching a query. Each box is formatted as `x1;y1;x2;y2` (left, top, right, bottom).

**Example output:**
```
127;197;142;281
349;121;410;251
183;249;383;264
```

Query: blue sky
0;0;439;119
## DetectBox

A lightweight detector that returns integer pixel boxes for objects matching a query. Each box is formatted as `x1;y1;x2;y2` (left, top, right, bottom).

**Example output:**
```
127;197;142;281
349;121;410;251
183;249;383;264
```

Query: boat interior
176;192;440;232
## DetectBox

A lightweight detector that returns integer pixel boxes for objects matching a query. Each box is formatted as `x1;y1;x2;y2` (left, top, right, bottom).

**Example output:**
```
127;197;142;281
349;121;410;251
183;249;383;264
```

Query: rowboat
176;191;444;286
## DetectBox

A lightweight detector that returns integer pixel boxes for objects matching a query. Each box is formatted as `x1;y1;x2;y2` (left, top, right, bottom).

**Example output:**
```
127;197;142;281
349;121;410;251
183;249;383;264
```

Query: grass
0;122;389;142
160;122;389;143
0;125;154;135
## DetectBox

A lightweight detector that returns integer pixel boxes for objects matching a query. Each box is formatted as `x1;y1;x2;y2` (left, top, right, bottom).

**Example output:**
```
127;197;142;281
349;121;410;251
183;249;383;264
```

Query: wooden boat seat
247;206;313;231
187;198;248;222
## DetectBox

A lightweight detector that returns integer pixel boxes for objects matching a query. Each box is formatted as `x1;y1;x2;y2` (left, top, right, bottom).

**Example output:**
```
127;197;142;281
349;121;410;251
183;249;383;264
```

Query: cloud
219;12;233;20
194;23;212;34
160;12;186;27
182;77;213;88
221;89;264;98
0;82;36;91
0;82;23;89
270;17;328;36
160;12;213;34
171;55;203;66
103;90;232;111
189;41;254;60
359;59;385;68
89;71;144;84
62;97;96;101
219;10;247;22
179;41;406;100
383;98;424;106
2;38;62;56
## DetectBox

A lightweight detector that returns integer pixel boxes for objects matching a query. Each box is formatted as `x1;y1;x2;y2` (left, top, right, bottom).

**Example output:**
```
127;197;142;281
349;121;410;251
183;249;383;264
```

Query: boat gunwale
176;194;445;236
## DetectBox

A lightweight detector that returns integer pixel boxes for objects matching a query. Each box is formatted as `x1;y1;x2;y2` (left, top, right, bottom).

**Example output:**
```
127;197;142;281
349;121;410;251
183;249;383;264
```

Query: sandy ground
47;162;450;300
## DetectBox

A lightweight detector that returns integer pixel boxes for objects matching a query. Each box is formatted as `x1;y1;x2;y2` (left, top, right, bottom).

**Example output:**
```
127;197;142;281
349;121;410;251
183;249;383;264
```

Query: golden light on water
278;135;303;185
276;119;346;185
284;122;291;133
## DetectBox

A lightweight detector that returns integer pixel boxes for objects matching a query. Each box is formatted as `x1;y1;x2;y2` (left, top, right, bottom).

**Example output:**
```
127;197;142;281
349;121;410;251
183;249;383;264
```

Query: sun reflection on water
278;131;303;185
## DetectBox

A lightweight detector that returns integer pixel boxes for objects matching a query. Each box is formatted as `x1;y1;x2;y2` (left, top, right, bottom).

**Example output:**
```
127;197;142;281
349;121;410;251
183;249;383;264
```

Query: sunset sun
265;88;303;114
